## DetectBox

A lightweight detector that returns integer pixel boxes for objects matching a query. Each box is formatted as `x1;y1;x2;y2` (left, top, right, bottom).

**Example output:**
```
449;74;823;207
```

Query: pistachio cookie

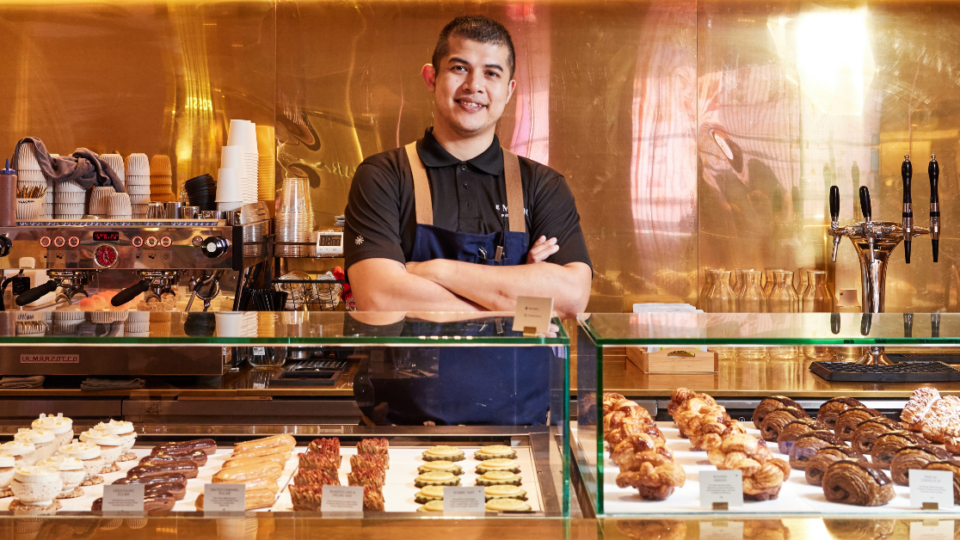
476;471;522;486
418;460;463;475
422;446;465;462
484;484;527;501
476;458;521;475
414;485;446;504
485;498;532;512
474;445;517;460
414;471;461;488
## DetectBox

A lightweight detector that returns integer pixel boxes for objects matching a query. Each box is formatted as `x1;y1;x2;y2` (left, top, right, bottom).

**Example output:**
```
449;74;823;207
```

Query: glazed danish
821;460;895;506
901;387;941;426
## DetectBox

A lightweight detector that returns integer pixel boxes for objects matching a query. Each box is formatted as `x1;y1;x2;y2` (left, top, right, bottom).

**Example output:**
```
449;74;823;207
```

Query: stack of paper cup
15;145;46;211
54;180;86;219
45;154;59;218
125;154;151;218
220;145;246;206
100;154;125;188
227;119;259;204
88;187;116;217
216;167;242;212
149;155;175;203
256;125;275;201
107;193;132;219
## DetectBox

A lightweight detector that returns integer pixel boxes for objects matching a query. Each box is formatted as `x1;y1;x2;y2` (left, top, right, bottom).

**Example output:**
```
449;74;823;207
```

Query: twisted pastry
890;445;949;486
616;520;687;540
707;433;790;499
777;418;828;454
922;460;960;505
920;396;960;443
901;387;941;425
822;460;895;506
674;402;729;439
616;460;686;500
835;407;882;442
850;417;901;456
789;431;841;470
615;446;674;473
870;431;922;470
752;396;805;429
804;446;860;486
691;419;746;452
817;397;864;431
602;392;627;414
743;457;791;501
605;416;664;447
611;432;664;467
667;388;705;417
759;407;810;442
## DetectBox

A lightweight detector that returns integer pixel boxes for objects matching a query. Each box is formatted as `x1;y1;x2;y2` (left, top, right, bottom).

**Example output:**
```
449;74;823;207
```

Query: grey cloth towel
11;137;126;193
0;375;45;389
81;378;144;391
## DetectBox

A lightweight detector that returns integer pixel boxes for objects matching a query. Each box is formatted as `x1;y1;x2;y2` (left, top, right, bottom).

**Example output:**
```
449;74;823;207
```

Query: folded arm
348;258;480;312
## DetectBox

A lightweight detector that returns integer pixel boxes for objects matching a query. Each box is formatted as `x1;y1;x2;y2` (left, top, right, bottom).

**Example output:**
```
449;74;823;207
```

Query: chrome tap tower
828;155;941;364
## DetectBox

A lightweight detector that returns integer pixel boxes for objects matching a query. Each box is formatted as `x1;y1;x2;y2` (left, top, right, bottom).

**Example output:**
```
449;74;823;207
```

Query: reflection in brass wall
0;1;275;195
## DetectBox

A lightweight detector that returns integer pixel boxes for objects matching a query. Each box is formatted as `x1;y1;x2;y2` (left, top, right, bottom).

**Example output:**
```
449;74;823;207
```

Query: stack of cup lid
45;154;58;219
88;187;116;218
183;174;216;211
149;155;175;203
125;154;151;218
15;145;46;216
256;125;276;201
215;167;242;212
54;179;85;219
107;193;132;219
100;154;125;189
227;119;259;205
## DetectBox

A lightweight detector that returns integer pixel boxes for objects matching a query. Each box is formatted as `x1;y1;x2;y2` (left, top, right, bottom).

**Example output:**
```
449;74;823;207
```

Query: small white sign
700;470;744;508
102;484;144;514
512;296;554;335
443;487;485;514
910;520;955;540
700;521;744;540
253;347;266;356
910;469;954;509
320;485;364;513
204;483;246;513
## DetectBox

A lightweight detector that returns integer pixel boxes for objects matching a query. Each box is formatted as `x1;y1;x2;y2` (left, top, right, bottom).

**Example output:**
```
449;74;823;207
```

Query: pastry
922;460;960;505
422;446;465;462
363;485;385;511
418;461;463;475
484;484;527;501
475;445;517;461
850;417;900;455
891;445;950;486
92;492;176;516
668;388;712;417
128;462;199;480
357;438;389;456
616;456;686;500
223;454;287;469
8;498;61;515
822;460;895;506
777;418;828;454
789;431;840;470
10;465;63;507
117;472;186;488
870;431;921;469
611;432;665;466
804;446;859;486
196;487;275;511
0;453;14;498
32;414;73;448
233;434;295;454
212;461;282;484
135;481;186;501
673;398;727;439
414;471;460;487
817;397;864;431
417;500;445;512
485;498;532;512
299;453;339;473
752;396;805;429
350;454;387;471
95;420;137;454
689;418;745;452
944;422;960;455
602;392;627;414
920;396;960;443
708;433;790;500
141;450;208;468
476;458;521;474
14;429;56;464
605;399;654;426
0;441;35;468
476;471;522;486
229;443;294;460
834;408;882;441
901;387;941;425
78;427;126;468
294;469;340;486
307;437;340;456
759;407;810;442
38;456;85;498
150;439;217;456
414;485;445;504
606;417;665;447
57;442;103;482
347;468;385;489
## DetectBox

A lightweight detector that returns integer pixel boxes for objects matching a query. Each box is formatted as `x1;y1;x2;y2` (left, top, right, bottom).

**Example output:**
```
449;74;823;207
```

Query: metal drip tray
810;361;960;382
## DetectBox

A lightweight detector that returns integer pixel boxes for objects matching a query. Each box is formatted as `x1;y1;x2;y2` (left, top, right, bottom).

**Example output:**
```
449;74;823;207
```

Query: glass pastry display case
576;312;960;518
0;311;571;518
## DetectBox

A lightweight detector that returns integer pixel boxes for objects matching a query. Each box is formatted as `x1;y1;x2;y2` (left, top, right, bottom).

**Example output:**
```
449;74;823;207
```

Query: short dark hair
432;16;515;78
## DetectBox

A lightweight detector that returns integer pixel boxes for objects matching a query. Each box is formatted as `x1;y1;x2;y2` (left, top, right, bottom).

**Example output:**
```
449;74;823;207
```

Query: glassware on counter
736;270;764;313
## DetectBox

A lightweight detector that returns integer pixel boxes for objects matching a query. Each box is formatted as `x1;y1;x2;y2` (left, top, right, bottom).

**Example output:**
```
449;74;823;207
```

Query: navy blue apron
361;142;551;426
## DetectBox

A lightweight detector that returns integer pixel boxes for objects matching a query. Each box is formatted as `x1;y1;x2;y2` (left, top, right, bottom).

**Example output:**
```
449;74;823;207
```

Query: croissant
870;431;922;470
616;520;687;540
817;397;864;431
804;446;860;486
691;419;746;452
901;387;941;425
850;417;901;456
789;431;841;470
667;388;702;417
890;445;950;486
616;460;686;500
611;433;664;467
777;418;828;454
759;407;810;442
752;396;805;429
922;460;960;505
920;396;960;443
602;392;627;414
821;460;895;506
835;407;882;441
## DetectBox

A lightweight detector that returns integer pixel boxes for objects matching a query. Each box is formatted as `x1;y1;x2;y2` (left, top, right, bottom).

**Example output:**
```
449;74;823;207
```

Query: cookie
414;471;461;487
485;498;532;512
422;446;465;462
476;471;522;486
99;463;120;474
117;452;137;463
417;500;445;512
474;445;517;460
81;476;104;487
476;458;521;474
414;485;446;504
484;484;527;501
418;461;463;475
56;487;84;499
9;498;62;516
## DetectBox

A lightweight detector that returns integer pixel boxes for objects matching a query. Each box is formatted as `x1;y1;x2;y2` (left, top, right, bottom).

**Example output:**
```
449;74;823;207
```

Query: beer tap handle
902;155;913;264
904;313;913;338
830;186;842;262
859;186;872;222
930;154;941;263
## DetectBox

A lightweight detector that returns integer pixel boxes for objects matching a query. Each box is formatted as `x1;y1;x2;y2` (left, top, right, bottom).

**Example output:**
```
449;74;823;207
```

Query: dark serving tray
269;369;343;387
810;361;960;382
887;353;960;365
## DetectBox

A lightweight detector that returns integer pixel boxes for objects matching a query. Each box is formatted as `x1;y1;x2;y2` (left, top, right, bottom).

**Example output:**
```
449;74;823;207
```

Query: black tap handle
110;279;151;307
930;155;941;263
932;313;941;338
902;155;912;204
831;312;841;335
829;186;840;223
904;313;914;338
930;156;940;206
15;280;57;306
859;186;872;221
860;313;873;336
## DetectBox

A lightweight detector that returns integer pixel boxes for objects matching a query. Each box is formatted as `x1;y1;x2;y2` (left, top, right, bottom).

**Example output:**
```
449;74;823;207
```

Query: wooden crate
626;347;718;374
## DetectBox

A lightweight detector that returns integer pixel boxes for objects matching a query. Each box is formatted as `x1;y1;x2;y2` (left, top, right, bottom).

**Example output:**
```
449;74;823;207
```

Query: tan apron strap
502;149;526;234
405;142;433;226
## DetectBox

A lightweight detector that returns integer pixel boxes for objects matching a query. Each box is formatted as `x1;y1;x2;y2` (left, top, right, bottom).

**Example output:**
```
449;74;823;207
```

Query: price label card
911;469;954;509
204;483;246;514
700;521;744;540
443;487;485;514
512;296;554;335
910;520;954;540
699;471;743;508
102;484;144;514
320;485;364;513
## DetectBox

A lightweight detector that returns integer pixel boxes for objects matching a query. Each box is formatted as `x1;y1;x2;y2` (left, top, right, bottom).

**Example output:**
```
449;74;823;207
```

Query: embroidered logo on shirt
355;235;364;245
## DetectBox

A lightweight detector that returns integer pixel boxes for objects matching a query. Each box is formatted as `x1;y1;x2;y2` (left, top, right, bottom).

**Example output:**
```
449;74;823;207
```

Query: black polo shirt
344;128;591;278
